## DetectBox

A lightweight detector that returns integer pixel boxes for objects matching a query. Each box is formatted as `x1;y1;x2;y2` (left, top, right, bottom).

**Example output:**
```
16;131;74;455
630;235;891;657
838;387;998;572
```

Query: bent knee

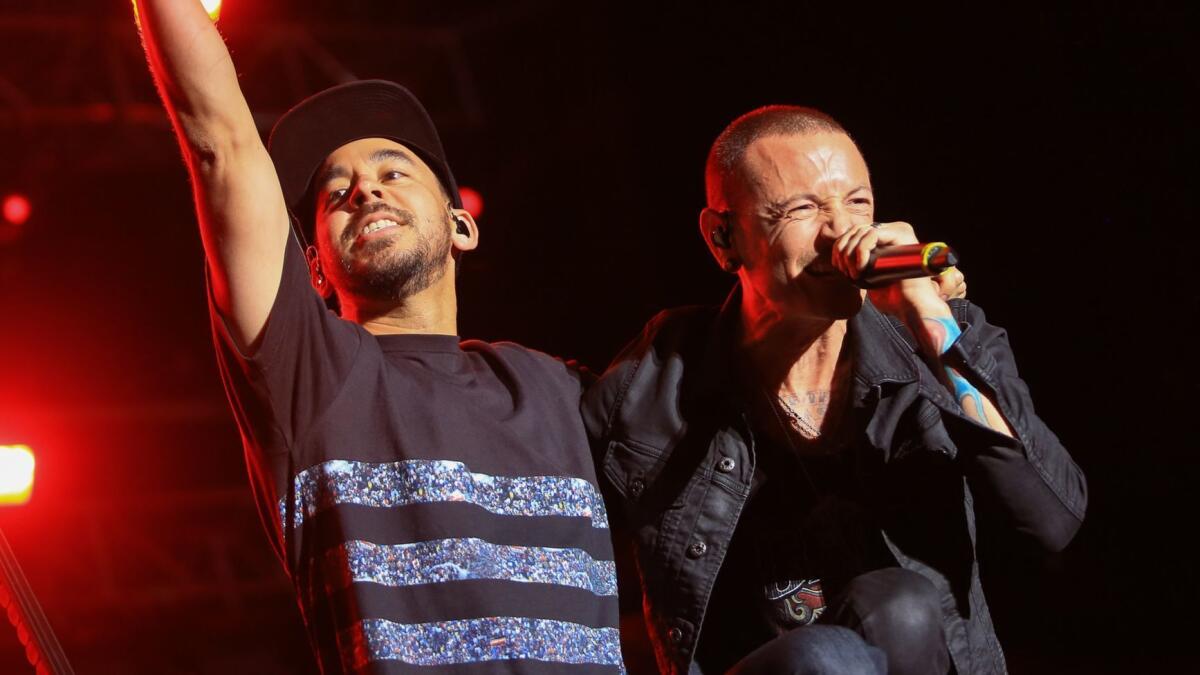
847;569;944;641
730;626;886;675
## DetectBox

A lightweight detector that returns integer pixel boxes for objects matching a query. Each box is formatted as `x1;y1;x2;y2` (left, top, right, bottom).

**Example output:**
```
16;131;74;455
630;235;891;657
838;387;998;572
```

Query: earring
315;272;326;286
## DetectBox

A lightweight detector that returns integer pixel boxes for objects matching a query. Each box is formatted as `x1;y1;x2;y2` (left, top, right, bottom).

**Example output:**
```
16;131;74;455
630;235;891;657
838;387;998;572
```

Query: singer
582;106;1087;674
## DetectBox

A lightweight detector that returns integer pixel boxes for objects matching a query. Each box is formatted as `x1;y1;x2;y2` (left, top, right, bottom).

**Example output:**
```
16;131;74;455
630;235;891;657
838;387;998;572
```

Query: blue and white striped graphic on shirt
282;459;610;530
342;616;625;672
330;538;617;596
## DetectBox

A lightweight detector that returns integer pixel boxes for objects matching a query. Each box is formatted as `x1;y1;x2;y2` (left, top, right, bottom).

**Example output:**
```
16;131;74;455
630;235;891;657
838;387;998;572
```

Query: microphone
855;242;959;288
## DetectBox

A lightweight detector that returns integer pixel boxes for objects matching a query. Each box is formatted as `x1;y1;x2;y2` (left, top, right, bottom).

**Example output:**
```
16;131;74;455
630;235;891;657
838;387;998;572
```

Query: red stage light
2;194;31;226
0;445;35;506
460;186;485;219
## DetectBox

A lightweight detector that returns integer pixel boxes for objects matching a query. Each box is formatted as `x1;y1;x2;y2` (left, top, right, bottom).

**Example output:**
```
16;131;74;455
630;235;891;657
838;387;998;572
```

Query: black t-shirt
210;236;625;674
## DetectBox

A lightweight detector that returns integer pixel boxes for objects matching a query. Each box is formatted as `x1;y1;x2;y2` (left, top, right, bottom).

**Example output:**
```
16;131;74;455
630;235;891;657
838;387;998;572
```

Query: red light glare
0;445;35;505
2;194;31;226
460;186;484;219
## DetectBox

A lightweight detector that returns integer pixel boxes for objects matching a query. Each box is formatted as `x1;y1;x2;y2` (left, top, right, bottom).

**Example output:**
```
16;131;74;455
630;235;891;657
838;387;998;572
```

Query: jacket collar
846;299;921;404
686;283;746;413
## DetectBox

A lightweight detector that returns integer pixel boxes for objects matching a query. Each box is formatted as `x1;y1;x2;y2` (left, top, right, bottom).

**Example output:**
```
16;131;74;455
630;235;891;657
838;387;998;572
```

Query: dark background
0;0;1194;672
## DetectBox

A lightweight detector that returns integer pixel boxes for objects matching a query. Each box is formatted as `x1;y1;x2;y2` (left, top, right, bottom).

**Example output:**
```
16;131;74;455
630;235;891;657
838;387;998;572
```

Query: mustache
343;203;416;246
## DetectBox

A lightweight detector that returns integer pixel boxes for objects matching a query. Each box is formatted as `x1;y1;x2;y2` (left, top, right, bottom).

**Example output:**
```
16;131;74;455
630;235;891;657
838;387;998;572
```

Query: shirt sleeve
209;230;364;455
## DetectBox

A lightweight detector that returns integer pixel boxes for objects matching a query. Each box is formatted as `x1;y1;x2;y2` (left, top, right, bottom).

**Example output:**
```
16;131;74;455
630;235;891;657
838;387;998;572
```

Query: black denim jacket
582;290;1087;675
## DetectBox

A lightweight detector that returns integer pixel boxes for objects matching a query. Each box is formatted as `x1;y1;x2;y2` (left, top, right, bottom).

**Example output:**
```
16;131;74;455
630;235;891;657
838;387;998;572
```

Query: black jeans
726;626;887;675
728;567;950;675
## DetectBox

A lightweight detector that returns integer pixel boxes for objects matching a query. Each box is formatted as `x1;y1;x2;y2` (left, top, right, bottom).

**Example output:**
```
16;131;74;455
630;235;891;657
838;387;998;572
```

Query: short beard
336;209;453;303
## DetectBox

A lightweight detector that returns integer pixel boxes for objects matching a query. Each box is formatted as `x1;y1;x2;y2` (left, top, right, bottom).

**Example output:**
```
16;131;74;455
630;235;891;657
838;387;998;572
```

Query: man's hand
833;220;1011;435
934;266;967;301
831;220;952;322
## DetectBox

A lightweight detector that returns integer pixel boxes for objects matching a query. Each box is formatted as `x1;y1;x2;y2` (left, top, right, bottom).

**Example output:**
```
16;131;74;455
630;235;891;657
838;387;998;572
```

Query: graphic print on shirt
283;458;624;671
765;579;826;626
342;617;624;671
285;458;610;530
329;538;617;596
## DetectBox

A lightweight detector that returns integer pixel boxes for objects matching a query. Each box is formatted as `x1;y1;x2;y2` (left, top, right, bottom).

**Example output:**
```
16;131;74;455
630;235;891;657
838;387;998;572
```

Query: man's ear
304;245;334;299
699;208;741;274
449;209;479;253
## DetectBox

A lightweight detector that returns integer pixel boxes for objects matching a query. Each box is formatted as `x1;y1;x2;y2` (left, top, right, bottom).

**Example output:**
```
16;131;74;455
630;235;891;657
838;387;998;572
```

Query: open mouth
361;218;400;236
352;215;408;247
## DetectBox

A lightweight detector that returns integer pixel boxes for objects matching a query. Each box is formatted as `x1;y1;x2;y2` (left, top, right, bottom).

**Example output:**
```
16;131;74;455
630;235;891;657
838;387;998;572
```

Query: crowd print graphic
330;538;618;596
283;459;611;530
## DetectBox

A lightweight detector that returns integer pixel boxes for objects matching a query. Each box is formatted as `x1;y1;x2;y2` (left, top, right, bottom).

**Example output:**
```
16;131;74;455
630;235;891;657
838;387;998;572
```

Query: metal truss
0;14;483;174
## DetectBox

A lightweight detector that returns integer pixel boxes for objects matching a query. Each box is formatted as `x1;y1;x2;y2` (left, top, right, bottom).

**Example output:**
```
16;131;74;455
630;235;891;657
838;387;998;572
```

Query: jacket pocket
602;437;686;510
894;399;958;460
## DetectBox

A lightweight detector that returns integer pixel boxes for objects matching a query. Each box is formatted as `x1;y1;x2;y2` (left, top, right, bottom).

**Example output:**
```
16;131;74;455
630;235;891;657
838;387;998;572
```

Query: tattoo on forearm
924;317;951;355
923;316;989;423
947;366;989;421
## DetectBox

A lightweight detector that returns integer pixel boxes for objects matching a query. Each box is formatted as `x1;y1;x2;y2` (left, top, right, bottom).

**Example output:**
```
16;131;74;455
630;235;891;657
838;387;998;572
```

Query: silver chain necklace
774;392;823;439
757;385;822;495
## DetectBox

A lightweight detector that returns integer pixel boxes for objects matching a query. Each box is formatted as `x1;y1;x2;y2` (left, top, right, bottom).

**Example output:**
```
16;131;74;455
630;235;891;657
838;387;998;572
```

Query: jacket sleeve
580;312;665;464
943;299;1087;552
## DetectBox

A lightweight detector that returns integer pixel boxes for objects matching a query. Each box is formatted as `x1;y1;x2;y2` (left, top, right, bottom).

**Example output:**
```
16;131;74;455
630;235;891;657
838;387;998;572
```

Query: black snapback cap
267;80;462;240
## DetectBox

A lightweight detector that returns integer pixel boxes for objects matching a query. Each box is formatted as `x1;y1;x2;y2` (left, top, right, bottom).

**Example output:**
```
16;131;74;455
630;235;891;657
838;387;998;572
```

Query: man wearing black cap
134;2;624;673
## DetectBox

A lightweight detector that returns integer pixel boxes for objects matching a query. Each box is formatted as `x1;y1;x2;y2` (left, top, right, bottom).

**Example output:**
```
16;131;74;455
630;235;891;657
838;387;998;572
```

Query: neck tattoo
775;392;824;439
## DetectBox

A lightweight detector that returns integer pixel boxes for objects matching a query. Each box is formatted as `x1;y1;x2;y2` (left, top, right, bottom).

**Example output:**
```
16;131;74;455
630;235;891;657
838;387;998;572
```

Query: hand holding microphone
832;220;966;312
832;221;959;287
856;240;959;288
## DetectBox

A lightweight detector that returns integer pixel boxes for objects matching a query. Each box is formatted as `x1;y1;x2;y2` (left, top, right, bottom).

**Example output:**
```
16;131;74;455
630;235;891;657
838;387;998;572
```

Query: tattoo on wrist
922;315;989;423
947;366;989;422
923;316;961;356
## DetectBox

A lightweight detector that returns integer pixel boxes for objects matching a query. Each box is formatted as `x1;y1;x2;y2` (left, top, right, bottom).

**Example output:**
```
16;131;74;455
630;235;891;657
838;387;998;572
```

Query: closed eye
783;204;816;220
847;197;873;212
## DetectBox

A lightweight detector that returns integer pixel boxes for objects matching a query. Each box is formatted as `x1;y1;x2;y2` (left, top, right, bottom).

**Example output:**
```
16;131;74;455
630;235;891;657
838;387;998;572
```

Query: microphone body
855;242;959;288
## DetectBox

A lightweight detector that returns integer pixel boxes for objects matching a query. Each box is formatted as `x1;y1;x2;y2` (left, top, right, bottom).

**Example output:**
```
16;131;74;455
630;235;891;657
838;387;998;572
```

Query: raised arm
134;0;290;353
836;222;1085;550
835;221;1015;435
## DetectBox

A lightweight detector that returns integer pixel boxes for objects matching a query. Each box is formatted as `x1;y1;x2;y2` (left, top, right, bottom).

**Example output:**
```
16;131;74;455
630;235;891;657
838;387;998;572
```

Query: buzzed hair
705;105;851;210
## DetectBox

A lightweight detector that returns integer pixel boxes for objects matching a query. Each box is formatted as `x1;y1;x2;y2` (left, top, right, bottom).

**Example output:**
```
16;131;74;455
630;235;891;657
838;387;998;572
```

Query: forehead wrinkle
741;138;818;202
745;134;869;208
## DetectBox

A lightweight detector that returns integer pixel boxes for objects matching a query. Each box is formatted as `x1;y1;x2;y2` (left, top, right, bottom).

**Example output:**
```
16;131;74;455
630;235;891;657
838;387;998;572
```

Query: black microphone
855;242;959;288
